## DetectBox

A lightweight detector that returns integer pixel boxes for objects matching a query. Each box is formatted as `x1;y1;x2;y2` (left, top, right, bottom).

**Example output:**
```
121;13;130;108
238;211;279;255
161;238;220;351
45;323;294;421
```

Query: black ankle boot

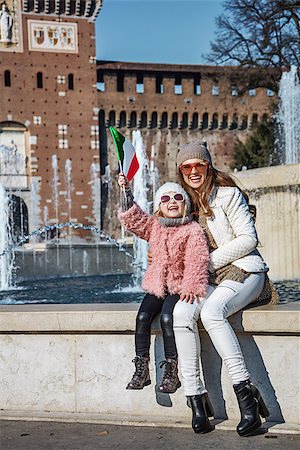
187;393;215;433
234;380;269;437
126;356;151;390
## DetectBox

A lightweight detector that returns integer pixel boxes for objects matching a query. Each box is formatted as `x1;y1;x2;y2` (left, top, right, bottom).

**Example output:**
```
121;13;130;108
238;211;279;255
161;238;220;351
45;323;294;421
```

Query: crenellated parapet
22;0;103;21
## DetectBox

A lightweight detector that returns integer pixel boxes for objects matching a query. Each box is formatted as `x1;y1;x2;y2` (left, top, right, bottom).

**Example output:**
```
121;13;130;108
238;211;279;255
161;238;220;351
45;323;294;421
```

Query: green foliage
233;121;276;170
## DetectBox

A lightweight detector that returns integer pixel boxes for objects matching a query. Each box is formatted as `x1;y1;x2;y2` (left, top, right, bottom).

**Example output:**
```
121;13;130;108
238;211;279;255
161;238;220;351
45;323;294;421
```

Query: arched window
170;112;178;129
108;111;115;127
252;113;258;127
129;111;137;128
4;70;11;87
37;72;43;89
119;111;126;128
139;111;147;128
211;113;218;130
201;112;208;130
190;113;198;130
68;73;74;90
221;114;228;129
180;112;188;129
160;112;168;129
151;112;157;129
230;113;238;130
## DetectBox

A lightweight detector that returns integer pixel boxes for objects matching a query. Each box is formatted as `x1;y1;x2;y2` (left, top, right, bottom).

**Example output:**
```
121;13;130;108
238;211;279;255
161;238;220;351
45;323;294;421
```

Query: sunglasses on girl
179;161;208;175
160;193;185;204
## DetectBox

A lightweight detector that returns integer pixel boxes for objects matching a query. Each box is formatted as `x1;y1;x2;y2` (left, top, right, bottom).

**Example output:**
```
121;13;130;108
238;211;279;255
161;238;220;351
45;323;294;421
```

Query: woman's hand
179;292;199;304
118;172;129;189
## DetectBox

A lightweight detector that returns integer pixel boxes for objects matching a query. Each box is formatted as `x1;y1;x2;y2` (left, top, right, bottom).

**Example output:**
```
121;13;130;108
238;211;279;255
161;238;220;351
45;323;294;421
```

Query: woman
173;140;274;437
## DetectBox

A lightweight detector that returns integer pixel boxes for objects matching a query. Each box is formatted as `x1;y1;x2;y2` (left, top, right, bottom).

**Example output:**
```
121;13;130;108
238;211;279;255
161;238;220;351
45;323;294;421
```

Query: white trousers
173;273;265;396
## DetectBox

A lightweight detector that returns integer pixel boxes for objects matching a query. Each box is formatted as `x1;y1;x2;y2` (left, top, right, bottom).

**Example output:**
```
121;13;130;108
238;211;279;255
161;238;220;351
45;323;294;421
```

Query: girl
172;140;276;436
118;173;209;394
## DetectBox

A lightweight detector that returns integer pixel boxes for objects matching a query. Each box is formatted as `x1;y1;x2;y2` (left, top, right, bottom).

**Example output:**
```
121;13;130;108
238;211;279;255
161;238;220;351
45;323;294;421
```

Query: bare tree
206;0;300;67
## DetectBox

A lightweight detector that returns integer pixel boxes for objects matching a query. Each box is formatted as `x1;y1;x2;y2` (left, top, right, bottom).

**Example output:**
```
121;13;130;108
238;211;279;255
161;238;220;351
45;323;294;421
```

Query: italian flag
109;127;140;181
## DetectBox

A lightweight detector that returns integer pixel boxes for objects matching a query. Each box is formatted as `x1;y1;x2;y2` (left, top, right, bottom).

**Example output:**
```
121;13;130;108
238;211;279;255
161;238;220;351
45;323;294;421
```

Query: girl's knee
160;313;173;329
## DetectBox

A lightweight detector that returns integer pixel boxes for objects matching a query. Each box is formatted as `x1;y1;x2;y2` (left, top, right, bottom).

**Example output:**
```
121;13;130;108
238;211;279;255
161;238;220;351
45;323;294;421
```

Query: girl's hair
178;165;252;218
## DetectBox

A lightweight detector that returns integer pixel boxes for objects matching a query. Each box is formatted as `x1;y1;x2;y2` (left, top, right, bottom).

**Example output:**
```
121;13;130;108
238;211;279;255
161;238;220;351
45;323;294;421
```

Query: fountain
277;65;300;164
0;184;14;290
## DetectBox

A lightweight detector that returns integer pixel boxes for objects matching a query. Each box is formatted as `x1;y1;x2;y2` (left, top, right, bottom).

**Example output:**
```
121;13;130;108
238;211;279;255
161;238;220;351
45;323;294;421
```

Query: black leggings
135;293;179;360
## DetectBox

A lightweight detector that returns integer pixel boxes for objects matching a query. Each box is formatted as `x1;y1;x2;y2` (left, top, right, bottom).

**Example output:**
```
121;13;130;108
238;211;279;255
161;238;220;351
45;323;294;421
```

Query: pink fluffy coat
118;203;209;298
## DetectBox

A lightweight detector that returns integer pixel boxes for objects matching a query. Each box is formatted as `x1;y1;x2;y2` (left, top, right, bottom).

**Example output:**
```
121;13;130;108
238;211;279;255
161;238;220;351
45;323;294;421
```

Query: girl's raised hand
118;172;129;189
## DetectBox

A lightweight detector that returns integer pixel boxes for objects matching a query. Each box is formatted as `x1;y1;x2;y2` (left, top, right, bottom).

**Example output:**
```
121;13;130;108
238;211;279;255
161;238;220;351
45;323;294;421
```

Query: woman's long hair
178;165;253;219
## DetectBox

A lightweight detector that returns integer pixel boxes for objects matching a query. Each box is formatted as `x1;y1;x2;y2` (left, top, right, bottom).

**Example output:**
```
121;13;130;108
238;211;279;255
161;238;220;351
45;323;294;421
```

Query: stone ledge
0;411;299;435
0;302;299;334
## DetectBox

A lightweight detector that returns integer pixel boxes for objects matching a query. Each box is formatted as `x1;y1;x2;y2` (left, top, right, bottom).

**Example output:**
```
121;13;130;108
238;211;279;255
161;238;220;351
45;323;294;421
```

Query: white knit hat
154;182;191;213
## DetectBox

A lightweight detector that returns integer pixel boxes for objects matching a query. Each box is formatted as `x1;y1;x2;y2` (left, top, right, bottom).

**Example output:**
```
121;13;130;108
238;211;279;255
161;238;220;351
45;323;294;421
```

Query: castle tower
0;0;102;240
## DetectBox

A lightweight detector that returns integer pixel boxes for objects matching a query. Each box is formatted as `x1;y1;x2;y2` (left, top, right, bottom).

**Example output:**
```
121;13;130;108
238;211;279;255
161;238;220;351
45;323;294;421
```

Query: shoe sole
237;419;262;437
126;380;151;390
158;381;181;394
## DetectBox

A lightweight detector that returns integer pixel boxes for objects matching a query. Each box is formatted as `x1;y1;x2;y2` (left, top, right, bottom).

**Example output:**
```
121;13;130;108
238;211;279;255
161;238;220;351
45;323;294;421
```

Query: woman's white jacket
207;186;268;273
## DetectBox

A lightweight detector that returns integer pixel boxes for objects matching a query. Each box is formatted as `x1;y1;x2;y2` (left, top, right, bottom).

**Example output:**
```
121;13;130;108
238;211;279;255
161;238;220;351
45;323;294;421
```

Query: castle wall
97;62;281;237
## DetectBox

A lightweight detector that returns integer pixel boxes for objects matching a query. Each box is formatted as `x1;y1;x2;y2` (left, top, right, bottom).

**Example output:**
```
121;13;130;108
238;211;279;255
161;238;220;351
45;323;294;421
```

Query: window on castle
37;72;43;89
171;112;178;128
117;73;124;92
119;111;126;128
160;112;168;129
252;113;258;126
249;88;256;96
211;113;218;130
212;85;220;96
68;74;74;90
267;89;274;97
91;125;99;136
136;74;144;94
91;140;100;149
58;124;68;135
57;75;65;84
156;76;163;94
202;113;208;129
231;86;238;96
150;112;157;128
140;111;147;128
180;112;188;129
59;139;68;149
98;72;105;92
4;70;11;87
190;113;198;129
194;76;201;95
108;111;115;126
130;111;137;128
174;75;182;95
33;116;42;125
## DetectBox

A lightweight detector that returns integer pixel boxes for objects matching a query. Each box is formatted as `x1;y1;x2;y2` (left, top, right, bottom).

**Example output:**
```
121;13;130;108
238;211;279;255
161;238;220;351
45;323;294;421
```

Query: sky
95;0;224;65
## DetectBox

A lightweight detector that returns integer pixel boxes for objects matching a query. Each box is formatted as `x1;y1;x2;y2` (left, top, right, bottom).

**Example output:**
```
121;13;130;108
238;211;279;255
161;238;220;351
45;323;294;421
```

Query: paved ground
0;421;299;450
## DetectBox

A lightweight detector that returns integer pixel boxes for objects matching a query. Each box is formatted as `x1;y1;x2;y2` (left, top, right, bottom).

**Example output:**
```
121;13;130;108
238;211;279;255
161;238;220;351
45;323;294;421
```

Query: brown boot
126;356;151;390
158;358;181;394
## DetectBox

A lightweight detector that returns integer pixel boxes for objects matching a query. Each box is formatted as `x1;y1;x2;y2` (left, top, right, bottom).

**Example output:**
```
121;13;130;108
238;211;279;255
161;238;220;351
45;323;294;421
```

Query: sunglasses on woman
160;193;185;204
179;161;208;175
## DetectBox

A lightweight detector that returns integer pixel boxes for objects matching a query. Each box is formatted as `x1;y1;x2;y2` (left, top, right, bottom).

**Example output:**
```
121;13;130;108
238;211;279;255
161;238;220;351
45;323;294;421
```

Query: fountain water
277;65;300;164
131;130;152;284
0;184;14;290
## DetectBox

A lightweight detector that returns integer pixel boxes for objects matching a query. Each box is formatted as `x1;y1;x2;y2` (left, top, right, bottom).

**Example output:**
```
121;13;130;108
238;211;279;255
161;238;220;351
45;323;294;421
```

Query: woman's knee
173;301;198;329
200;301;223;329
